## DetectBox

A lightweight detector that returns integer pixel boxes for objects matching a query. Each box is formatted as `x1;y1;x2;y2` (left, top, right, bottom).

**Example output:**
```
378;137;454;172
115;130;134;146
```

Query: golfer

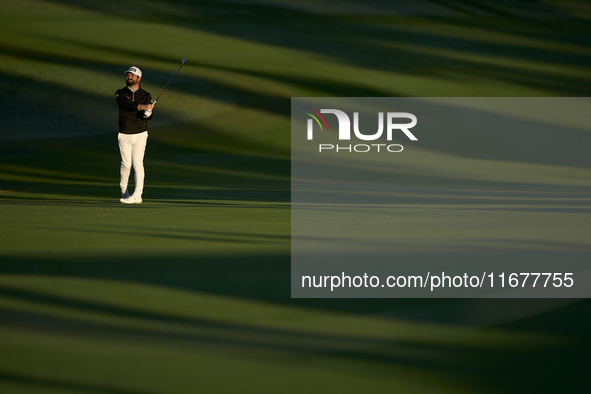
115;66;154;204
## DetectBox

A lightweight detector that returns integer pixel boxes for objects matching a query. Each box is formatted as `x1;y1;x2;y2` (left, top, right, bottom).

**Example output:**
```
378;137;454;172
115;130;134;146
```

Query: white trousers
118;131;148;197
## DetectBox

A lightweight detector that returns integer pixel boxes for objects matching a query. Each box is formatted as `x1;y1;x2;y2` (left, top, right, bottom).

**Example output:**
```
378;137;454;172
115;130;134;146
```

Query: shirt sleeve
144;92;154;120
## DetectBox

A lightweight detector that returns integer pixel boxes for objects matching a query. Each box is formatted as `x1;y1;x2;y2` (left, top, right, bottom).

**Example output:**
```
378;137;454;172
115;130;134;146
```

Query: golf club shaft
154;58;185;105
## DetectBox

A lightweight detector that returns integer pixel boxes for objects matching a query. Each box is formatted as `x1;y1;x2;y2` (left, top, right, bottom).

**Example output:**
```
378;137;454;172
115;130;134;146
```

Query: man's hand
138;104;154;111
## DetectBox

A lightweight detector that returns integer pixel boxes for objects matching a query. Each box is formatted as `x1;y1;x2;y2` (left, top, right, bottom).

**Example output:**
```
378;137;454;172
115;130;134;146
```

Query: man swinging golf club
115;66;153;204
115;59;184;204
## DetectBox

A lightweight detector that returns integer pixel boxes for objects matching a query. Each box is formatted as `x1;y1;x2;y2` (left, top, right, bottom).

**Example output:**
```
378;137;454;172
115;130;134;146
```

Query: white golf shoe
120;195;142;204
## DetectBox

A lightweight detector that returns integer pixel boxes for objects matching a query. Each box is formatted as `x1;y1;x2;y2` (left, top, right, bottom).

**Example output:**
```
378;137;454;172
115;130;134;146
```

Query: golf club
144;58;185;117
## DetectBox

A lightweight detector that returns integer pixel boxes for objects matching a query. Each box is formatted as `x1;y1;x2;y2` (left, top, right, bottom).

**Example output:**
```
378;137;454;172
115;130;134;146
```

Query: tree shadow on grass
42;0;591;93
0;267;589;393
0;370;162;394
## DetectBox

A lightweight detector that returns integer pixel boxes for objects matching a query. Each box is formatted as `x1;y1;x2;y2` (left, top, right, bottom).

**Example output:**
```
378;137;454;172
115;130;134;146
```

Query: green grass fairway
1;0;591;393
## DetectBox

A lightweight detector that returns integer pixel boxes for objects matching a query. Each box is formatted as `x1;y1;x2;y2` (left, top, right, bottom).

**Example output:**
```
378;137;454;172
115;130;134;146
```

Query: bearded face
126;73;140;86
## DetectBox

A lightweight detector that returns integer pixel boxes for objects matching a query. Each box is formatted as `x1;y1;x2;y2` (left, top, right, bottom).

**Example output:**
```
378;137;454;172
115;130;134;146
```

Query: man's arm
143;93;154;120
